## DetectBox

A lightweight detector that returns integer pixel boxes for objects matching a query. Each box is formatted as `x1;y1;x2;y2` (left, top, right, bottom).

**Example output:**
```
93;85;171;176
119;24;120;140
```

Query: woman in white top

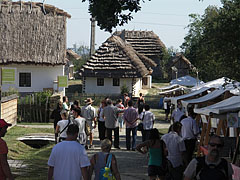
55;110;71;142
98;100;107;141
72;107;87;145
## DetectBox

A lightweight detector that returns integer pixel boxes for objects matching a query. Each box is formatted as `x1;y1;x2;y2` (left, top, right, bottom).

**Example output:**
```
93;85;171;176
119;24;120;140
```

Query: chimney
90;17;96;56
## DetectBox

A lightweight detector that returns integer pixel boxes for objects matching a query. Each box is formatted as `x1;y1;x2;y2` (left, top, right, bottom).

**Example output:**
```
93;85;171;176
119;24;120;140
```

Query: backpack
195;156;228;180
99;154;116;180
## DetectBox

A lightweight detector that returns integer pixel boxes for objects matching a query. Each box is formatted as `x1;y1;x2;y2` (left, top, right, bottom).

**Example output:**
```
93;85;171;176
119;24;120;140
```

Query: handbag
99;154;116;180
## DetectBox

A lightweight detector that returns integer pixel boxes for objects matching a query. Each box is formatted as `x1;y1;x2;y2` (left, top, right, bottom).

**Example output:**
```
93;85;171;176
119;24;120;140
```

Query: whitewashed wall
0;64;65;93
132;78;141;97
85;77;134;94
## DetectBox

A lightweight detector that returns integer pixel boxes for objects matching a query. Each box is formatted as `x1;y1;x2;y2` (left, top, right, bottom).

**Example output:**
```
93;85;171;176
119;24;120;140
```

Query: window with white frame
19;72;31;87
97;78;104;86
113;78;120;86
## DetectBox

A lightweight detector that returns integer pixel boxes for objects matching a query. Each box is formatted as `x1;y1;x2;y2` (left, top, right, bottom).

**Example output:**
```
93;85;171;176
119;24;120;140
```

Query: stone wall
1;94;18;126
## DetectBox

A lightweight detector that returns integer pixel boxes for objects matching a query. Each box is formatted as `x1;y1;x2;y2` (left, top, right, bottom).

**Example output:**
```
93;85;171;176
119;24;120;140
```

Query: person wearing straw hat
0;119;14;180
81;98;97;149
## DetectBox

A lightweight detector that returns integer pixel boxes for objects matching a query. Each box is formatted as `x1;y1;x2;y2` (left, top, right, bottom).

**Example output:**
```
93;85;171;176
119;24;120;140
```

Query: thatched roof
114;30;166;58
66;49;81;60
171;53;194;68
81;35;157;78
0;0;70;65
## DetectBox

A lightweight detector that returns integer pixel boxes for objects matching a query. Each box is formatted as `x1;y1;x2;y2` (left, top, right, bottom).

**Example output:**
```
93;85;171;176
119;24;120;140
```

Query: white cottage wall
132;78;141;97
0;64;65;93
85;77;133;94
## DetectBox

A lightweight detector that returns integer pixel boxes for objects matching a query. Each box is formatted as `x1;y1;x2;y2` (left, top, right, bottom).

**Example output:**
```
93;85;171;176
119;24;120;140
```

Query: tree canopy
82;0;149;32
181;0;240;81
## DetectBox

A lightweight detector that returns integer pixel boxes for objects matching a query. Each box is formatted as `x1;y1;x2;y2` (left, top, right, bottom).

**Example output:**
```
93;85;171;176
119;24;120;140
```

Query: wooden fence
18;94;50;123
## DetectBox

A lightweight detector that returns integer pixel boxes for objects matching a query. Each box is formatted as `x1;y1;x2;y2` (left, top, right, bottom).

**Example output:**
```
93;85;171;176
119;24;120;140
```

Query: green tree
72;44;90;73
181;0;240;81
82;0;150;32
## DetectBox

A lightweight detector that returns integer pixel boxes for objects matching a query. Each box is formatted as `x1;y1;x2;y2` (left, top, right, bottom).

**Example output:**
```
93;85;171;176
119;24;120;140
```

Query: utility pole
90;17;96;56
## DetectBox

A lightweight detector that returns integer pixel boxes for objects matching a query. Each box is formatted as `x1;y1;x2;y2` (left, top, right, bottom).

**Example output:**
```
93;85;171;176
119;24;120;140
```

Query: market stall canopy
170;75;204;87
194;96;240;115
159;84;180;91
170;87;211;106
191;77;240;95
181;89;228;108
159;86;187;95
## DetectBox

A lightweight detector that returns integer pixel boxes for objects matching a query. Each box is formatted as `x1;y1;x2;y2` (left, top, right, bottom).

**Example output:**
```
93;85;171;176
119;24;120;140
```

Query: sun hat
0;119;12;128
84;98;94;104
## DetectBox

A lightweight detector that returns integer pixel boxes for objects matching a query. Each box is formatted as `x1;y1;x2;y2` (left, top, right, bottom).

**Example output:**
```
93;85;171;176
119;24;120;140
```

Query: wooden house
80;35;157;96
0;1;70;94
114;30;166;78
168;53;195;80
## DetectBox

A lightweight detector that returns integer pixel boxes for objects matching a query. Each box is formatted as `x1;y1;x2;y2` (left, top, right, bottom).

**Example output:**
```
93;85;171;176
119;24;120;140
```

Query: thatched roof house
65;49;81;80
81;35;156;78
80;35;157;95
0;0;70;65
0;0;70;94
168;53;195;80
114;30;166;77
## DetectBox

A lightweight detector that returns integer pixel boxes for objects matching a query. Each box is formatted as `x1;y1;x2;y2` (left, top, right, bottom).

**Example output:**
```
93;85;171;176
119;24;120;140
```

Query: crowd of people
46;95;233;180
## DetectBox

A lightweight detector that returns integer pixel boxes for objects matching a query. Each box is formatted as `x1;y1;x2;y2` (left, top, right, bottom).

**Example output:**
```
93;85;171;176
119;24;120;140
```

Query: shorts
86;120;94;133
148;165;166;177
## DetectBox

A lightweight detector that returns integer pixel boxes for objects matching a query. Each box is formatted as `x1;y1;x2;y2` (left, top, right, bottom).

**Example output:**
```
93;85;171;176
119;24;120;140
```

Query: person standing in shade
50;101;63;143
161;122;186;180
98;100;107;141
181;107;199;166
139;104;155;142
123;100;139;151
72;107;87;145
81;98;97;148
184;135;233;180
137;93;145;114
0;119;14;180
103;99;123;149
62;96;69;111
123;93;130;108
171;101;185;123
48;124;90;180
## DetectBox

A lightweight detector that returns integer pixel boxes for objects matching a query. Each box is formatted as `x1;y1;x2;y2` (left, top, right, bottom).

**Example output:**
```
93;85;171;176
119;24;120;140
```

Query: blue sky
47;0;222;50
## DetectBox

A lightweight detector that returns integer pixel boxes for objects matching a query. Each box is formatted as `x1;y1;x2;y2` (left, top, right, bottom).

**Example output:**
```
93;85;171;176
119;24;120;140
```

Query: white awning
159;86;186;95
170;87;211;106
194;96;240;115
159;84;179;91
181;89;227;108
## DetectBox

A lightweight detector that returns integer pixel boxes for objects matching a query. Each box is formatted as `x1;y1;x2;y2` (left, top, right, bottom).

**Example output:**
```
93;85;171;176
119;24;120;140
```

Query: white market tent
170;87;211;106
194;95;240;115
159;84;180;91
170;75;204;87
181;89;228;109
159;86;187;95
191;77;240;95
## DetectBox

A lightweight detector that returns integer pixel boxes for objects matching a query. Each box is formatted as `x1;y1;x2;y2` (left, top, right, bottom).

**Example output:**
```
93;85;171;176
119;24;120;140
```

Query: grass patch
146;83;169;95
4;126;54;179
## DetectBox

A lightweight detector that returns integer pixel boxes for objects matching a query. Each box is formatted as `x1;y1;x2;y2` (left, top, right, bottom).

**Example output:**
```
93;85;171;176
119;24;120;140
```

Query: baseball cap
0;119;12;128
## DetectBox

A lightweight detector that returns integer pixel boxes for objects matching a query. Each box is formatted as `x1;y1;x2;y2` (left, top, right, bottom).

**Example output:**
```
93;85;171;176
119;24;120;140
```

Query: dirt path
87;120;170;180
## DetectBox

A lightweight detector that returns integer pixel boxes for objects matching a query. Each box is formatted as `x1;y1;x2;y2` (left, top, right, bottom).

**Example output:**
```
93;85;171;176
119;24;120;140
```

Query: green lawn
5;126;54;179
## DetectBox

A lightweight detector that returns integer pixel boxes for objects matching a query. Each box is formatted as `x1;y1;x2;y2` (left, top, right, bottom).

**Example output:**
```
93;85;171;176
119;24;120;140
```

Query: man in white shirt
171;101;185;122
48;124;90;180
181;107;200;165
161;122;186;180
139;104;155;142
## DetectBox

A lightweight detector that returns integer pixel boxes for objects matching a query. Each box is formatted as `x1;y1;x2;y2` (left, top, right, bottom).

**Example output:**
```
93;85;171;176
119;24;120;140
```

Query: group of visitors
46;95;234;180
